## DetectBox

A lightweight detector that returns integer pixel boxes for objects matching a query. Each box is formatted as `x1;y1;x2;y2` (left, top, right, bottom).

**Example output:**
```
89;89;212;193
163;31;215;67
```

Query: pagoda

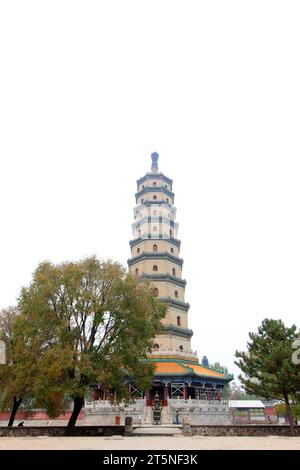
128;153;232;405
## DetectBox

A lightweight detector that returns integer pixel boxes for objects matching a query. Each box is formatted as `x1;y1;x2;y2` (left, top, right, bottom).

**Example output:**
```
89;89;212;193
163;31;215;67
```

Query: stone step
132;426;183;436
136;424;182;428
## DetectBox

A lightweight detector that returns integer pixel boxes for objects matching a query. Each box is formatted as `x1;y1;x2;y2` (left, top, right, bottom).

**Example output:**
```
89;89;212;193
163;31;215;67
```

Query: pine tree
235;318;300;435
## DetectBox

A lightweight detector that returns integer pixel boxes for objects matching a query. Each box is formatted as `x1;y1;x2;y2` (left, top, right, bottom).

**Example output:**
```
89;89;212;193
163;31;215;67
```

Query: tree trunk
67;396;84;428
283;392;295;436
8;397;22;427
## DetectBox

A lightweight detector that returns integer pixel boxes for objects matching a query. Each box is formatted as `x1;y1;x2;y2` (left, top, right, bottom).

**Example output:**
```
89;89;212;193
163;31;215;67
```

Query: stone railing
84;398;145;411
168;399;229;413
150;348;198;359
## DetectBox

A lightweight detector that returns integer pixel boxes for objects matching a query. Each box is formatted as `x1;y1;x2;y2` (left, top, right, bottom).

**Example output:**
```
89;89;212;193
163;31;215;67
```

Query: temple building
127;152;232;406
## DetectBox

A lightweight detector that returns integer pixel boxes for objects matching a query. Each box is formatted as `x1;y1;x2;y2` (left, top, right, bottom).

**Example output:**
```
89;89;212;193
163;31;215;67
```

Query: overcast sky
1;1;300;381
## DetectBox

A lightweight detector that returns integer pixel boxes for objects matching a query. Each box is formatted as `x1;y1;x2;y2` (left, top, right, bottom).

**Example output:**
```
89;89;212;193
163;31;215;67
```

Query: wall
153;332;191;351
0;411;83;421
0;426;125;437
188;425;300;436
132;240;180;257
129;259;182;277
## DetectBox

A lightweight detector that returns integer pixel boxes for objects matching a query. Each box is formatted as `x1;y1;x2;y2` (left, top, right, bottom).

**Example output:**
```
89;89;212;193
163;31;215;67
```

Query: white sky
1;1;300;381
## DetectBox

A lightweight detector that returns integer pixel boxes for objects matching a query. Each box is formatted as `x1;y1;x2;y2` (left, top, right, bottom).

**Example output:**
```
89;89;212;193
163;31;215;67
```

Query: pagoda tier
128;152;198;361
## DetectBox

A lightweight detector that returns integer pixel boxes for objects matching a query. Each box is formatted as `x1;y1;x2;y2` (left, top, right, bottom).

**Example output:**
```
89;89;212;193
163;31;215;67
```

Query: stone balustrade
150;348;198;359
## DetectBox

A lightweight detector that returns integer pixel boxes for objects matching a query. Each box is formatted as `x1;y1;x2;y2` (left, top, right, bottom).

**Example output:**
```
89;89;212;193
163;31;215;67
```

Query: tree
207;362;231;397
0;306;68;426
0;306;22;425
227;381;260;400
209;362;228;374
19;257;166;428
276;402;300;422
235;318;300;435
228;382;245;400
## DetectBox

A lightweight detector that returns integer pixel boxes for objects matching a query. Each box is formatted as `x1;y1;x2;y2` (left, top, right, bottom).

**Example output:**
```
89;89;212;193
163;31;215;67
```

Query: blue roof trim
159;298;190;312
129;237;181;248
160;323;193;337
139;273;186;288
135;186;174;202
128;252;183;267
137;173;173;187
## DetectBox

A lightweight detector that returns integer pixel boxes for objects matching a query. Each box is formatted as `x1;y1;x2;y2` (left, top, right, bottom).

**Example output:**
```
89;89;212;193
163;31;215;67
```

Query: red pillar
163;385;168;406
184;385;188;400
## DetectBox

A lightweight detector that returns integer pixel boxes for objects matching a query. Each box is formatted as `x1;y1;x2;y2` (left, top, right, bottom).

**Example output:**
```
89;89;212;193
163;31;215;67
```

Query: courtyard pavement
0;435;300;450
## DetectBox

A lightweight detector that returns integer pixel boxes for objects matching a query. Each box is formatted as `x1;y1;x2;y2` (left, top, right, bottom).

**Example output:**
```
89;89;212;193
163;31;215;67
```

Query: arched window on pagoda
153;344;159;351
153;182;157;187
135;268;139;275
137;248;140;254
153;244;158;252
153;288;159;297
177;316;181;326
153;265;158;272
174;290;179;298
179;345;183;352
172;268;176;276
170;247;174;254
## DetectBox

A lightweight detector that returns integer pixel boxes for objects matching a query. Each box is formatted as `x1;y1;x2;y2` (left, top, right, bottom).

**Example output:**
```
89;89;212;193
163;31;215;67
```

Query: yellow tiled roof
186;363;224;378
154;361;188;375
146;358;227;380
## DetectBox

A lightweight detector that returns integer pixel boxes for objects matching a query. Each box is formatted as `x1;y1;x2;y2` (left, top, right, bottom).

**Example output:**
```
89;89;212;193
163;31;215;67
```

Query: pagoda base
84;397;231;426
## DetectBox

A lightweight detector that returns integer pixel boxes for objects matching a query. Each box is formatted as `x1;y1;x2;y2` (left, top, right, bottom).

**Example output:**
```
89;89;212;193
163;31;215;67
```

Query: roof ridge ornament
151;152;159;173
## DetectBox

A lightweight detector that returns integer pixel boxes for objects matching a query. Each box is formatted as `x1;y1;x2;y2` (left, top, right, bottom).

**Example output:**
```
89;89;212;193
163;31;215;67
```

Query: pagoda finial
151;152;159;173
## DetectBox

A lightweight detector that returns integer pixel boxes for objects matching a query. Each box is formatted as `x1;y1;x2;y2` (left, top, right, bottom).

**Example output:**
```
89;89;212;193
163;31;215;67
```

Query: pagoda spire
151;152;159;173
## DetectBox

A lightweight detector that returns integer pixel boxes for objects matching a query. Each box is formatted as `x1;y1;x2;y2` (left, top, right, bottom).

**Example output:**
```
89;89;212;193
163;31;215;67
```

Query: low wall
0;411;83;421
189;425;300;436
0;426;125;437
84;410;143;426
1;424;299;437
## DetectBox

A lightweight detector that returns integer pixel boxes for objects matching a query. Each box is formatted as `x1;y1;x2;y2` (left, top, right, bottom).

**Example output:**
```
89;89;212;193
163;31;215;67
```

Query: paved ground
0;435;300;450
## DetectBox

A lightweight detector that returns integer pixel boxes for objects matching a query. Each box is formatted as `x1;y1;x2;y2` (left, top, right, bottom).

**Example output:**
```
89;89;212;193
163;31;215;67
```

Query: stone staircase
140;405;173;425
132;425;183;436
161;406;173;425
142;404;152;424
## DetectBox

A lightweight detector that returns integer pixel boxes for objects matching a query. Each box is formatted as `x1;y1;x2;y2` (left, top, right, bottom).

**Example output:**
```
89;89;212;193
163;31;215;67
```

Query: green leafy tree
19;257;166;428
0;307;22;425
0;306;67;426
207;363;231;399
209;362;228;374
235;318;300;435
276;402;300;421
